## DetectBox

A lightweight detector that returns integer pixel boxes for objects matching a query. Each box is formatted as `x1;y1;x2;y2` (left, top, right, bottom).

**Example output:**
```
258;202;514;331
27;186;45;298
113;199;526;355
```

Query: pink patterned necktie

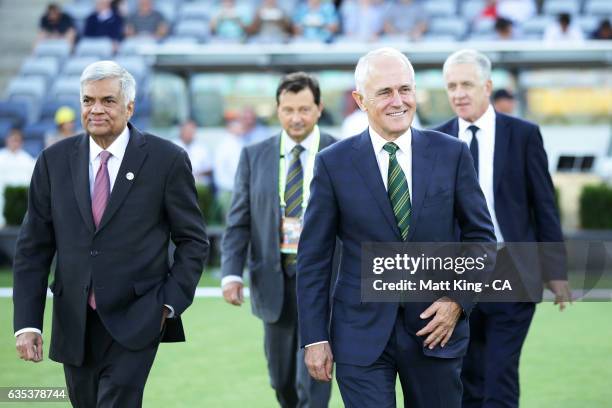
89;150;111;309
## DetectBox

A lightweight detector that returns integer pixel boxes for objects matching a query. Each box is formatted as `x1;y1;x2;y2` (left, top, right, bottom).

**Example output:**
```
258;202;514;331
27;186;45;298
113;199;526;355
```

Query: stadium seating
74;37;114;58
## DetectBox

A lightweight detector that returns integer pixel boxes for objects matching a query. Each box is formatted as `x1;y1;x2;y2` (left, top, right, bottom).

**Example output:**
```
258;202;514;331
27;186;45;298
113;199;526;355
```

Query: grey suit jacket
221;131;337;323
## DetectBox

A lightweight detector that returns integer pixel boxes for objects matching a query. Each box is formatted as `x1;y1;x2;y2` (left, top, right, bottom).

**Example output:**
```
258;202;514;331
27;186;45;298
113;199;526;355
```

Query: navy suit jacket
297;128;495;367
434;112;565;300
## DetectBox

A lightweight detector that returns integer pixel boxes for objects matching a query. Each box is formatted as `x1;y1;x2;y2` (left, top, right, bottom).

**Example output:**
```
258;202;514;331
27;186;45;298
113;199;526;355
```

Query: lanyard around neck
278;126;321;211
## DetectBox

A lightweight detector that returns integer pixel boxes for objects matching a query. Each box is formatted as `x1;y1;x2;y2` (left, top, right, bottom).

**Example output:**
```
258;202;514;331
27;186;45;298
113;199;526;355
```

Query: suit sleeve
13;152;56;332
220;148;251;279
453;143;497;314
525;126;566;280
297;154;338;347
163;149;209;315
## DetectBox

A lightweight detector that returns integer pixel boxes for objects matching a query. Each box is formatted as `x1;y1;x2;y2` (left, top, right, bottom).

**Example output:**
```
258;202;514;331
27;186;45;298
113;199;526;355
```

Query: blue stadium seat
471;18;495;35
543;0;581;16
75;38;114;58
20;57;61;86
33;39;71;59
585;0;612;16
461;0;486;20
5;77;47;124
22;138;45;158
173;19;210;41
23;122;54;142
156;2;178;24
62;56;100;76
39;100;80;122
162;36;199;46
576;15;601;33
178;2;212;21
113;56;150;85
521;16;553;38
423;0;458;18
118;37;157;55
0;119;14;145
63;2;92;32
427;18;469;40
0;101;29;128
49;77;82;104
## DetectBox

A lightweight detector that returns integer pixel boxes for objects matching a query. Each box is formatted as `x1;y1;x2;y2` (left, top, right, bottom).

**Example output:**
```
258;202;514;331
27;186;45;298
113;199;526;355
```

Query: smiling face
352;55;416;141
444;63;492;123
81;77;133;146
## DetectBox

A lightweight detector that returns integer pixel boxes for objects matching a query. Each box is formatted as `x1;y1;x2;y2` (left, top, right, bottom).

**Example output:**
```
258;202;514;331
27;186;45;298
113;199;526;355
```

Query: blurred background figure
492;88;516;115
247;0;292;43
494;17;516;40
174;120;213;186
239;106;269;145
214;116;247;217
37;3;76;46
591;19;611;40
124;0;168;40
292;0;339;43
0;128;35;225
83;0;125;45
382;0;428;41
340;90;368;139
45;106;77;147
479;0;498;21
210;0;250;42
340;0;387;42
544;13;584;43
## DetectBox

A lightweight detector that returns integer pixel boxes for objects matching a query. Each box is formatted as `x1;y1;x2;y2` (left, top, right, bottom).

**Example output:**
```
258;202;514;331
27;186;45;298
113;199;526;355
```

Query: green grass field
1;297;611;407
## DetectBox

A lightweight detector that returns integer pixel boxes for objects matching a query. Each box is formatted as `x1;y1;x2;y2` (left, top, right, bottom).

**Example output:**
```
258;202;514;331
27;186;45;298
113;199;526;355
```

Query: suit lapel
96;124;148;233
69;134;95;233
407;128;434;242
350;130;401;239
493;113;510;193
267;135;281;232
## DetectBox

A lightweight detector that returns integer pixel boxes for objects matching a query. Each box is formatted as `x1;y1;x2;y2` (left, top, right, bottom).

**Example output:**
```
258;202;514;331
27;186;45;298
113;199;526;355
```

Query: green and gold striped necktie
383;142;411;241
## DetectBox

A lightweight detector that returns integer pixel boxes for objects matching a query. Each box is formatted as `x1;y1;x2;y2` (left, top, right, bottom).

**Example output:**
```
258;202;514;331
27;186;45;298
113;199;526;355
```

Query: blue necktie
468;125;479;176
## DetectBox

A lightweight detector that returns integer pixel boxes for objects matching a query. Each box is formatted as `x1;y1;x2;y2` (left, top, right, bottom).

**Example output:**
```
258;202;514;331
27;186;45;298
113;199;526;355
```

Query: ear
316;102;323;118
485;79;493;96
126;100;135;118
352;90;367;112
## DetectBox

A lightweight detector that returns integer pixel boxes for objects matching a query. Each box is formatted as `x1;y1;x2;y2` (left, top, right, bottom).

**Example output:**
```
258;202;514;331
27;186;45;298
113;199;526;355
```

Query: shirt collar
281;125;318;156
369;126;412;155
458;104;495;135
89;126;130;164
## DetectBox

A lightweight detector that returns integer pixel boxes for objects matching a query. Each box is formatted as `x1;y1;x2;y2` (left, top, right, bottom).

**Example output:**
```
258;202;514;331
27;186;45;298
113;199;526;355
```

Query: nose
389;89;403;106
90;100;105;113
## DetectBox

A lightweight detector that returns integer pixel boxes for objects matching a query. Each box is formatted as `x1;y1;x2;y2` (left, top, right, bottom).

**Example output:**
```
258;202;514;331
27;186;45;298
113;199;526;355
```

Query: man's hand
160;307;170;331
222;281;244;306
305;342;333;382
547;280;572;311
416;297;462;349
16;332;43;362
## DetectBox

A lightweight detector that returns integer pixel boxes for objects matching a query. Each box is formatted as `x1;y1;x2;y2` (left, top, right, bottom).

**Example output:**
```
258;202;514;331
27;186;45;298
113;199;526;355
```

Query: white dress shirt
221;129;317;288
458;104;504;243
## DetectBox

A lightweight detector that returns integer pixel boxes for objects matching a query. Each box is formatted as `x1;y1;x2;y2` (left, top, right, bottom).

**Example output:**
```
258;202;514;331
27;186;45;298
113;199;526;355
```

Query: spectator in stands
247;0;292;43
340;0;387;42
210;0;251;42
494;17;516;40
45;106;77;147
382;0;428;41
591;19;612;40
239;106;269;145
492;88;516;114
544;13;584;43
292;0;339;43
479;0;498;21
37;3;76;46
214;116;248;217
174;120;213;186
125;0;169;40
497;0;535;24
83;0;125;44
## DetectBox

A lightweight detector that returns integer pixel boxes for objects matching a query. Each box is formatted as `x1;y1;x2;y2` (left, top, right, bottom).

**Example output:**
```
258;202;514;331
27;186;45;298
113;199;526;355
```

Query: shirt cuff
221;275;243;288
15;328;42;337
305;341;329;348
164;304;175;318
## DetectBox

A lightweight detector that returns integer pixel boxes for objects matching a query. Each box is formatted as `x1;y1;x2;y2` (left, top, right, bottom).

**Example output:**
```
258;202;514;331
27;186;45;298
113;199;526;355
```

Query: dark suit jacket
434;112;565;300
297;128;496;367
13;123;209;366
221;132;337;324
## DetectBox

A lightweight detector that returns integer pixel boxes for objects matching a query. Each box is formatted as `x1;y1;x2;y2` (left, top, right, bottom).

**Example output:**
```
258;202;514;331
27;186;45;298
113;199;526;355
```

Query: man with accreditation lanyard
221;72;337;408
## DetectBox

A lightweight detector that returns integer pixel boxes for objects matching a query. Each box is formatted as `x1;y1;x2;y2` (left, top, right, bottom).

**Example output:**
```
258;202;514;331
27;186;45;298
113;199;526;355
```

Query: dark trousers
263;274;331;408
461;301;536;408
63;308;160;408
336;307;463;408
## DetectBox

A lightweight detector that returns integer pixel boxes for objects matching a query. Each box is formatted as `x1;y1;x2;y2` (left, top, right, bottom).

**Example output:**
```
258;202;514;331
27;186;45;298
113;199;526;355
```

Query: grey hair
80;60;136;106
443;49;492;83
354;47;415;95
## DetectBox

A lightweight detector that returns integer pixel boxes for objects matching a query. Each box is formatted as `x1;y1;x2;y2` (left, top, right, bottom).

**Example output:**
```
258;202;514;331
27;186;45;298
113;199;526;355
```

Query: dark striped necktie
383;142;411;241
468;125;479;176
285;145;305;217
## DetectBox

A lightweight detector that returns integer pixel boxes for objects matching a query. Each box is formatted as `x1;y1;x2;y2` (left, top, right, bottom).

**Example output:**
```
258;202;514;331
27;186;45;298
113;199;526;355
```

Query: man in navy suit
297;47;496;408
434;49;571;408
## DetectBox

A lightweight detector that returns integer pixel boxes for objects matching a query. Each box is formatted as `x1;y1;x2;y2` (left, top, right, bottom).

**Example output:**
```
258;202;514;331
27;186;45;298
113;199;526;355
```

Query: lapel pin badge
126;172;134;181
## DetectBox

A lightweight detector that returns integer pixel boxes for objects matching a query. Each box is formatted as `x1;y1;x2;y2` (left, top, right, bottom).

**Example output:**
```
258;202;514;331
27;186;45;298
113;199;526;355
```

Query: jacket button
90;250;99;256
